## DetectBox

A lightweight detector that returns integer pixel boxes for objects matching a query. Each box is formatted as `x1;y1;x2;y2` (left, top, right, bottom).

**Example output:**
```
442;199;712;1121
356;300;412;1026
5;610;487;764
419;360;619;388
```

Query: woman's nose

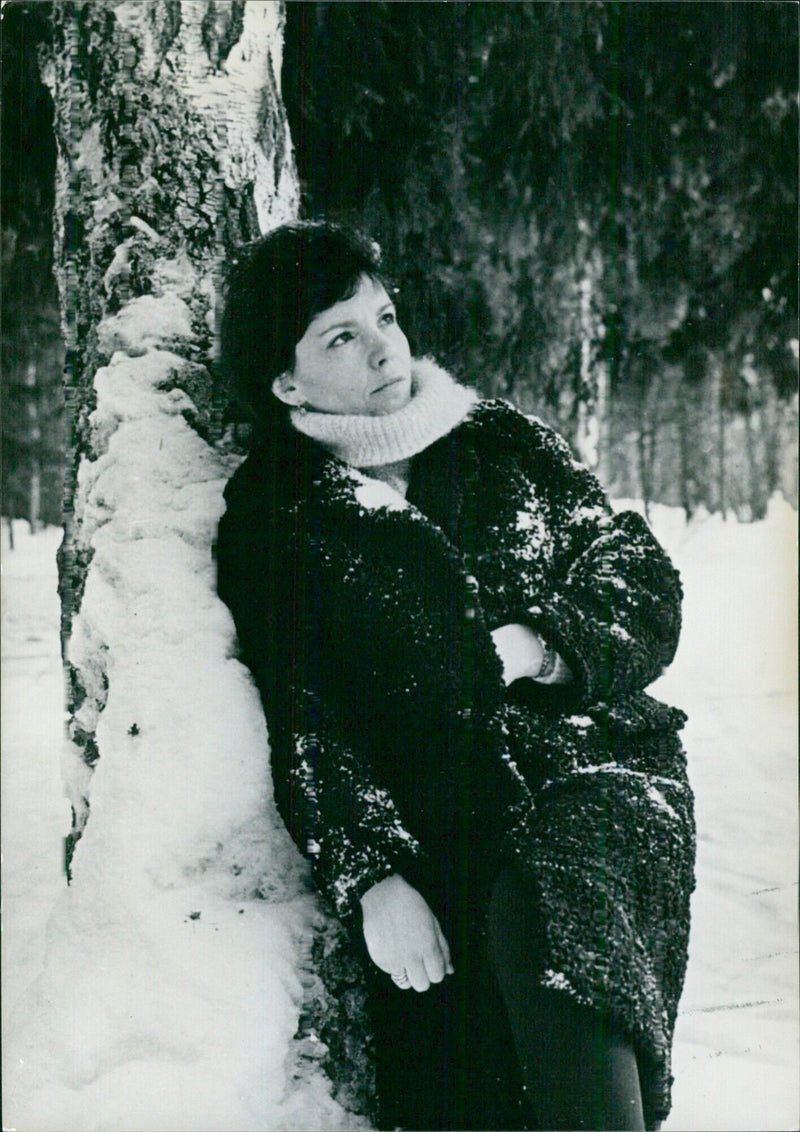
367;329;391;367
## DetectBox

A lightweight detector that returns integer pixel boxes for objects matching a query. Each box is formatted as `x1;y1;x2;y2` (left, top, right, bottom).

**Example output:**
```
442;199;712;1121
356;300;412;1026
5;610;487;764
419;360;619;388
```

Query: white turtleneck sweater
290;357;477;495
289;356;570;686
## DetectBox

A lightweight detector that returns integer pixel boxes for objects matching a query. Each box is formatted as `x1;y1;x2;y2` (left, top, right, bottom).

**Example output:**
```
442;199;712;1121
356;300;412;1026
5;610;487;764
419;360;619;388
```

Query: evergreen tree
284;1;798;514
1;2;64;528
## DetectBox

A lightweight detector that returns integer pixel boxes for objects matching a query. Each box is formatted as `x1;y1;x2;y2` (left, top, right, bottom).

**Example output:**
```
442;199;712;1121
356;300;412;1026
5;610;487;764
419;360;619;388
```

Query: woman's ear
271;371;304;407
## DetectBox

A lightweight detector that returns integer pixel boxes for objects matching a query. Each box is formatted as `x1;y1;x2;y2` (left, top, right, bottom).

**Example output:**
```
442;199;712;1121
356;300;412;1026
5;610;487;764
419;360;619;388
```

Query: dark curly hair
220;221;394;432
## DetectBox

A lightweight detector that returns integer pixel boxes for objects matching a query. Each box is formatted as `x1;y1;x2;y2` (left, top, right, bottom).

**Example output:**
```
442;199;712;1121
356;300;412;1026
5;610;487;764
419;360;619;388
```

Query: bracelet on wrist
536;634;557;680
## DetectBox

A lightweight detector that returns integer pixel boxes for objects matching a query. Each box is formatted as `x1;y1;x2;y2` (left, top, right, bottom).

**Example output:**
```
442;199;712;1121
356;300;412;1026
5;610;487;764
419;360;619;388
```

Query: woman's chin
368;378;413;415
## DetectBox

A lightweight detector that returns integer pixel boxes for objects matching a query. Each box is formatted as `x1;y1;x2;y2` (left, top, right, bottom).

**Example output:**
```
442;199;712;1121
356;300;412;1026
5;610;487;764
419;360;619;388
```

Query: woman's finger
423;944;446;985
434;919;455;975
405;958;431;993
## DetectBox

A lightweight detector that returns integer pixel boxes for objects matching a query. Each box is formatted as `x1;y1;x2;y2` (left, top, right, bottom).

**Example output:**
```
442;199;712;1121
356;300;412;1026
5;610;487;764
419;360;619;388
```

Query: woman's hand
360;873;454;992
491;623;572;685
491;623;545;683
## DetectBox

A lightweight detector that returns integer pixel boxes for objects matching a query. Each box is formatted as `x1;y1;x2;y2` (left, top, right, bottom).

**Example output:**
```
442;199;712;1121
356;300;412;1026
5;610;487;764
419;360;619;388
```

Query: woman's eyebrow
316;319;356;337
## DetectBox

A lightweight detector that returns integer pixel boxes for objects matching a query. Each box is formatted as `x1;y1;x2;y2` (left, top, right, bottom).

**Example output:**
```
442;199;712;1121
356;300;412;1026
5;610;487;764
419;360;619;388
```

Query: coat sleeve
497;406;683;706
286;703;429;919
215;483;428;922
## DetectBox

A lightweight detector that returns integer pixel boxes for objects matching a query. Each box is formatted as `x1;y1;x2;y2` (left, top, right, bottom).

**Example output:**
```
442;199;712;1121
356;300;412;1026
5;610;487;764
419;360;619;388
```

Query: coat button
465;574;480;593
465;606;476;620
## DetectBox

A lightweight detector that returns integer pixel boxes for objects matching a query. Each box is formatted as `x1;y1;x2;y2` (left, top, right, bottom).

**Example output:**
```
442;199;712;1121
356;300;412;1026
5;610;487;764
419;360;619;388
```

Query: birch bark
45;0;296;797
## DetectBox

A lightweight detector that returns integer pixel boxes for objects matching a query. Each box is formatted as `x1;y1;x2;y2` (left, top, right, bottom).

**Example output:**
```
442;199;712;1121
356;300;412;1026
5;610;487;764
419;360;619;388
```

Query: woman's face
273;274;412;416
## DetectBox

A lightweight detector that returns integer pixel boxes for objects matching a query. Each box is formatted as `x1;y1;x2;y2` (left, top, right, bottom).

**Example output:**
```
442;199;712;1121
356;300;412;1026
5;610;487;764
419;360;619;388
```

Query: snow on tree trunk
4;4;371;1128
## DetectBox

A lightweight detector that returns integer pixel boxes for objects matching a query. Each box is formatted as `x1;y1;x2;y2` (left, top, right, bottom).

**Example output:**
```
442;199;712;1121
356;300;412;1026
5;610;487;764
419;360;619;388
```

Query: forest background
3;0;798;532
1;3;797;1129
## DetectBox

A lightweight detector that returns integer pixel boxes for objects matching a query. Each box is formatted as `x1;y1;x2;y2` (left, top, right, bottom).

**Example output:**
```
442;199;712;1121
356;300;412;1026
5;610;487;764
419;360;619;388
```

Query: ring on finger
391;970;410;987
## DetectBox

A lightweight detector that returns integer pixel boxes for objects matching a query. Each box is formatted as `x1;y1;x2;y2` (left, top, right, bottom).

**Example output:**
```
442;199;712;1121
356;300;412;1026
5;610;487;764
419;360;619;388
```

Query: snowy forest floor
2;499;798;1132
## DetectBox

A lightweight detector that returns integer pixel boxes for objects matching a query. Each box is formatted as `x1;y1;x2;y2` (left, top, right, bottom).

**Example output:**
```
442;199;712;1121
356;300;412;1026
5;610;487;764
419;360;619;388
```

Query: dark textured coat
216;396;695;1125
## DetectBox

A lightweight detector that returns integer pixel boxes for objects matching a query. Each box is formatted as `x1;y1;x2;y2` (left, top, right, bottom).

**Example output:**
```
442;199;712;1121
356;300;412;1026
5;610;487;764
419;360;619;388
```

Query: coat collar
231;400;490;565
296;409;482;552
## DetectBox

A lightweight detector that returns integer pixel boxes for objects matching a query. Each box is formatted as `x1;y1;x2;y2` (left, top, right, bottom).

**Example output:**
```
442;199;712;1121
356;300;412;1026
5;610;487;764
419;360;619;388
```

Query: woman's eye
380;310;396;326
329;330;355;348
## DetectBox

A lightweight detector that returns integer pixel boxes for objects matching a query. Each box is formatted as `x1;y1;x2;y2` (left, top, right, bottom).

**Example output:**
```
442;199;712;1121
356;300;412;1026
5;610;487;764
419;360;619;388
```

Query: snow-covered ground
1;516;358;1132
2;498;798;1131
626;497;798;1132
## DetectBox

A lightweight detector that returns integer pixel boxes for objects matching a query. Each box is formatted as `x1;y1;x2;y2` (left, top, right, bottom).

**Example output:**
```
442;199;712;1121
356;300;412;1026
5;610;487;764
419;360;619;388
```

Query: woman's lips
372;376;406;394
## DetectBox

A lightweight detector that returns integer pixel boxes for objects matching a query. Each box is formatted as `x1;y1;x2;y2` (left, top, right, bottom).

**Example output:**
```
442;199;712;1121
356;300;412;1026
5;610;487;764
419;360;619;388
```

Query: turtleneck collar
288;357;478;469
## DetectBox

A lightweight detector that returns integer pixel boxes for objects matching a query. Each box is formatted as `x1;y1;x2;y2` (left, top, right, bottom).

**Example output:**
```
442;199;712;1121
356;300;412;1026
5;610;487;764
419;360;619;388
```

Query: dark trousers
364;867;649;1131
487;868;648;1131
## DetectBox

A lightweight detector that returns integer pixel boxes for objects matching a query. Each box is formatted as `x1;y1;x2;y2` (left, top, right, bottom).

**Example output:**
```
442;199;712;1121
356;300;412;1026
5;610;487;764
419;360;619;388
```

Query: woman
216;221;695;1131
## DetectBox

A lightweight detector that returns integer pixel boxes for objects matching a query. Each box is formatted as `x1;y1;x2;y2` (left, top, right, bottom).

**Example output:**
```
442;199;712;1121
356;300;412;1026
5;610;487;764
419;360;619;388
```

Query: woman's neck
288;357;478;470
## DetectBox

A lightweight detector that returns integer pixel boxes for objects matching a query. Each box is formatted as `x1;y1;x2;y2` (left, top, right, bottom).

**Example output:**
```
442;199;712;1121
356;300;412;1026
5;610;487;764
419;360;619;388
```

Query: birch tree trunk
715;355;728;519
5;4;372;1126
24;362;43;532
677;374;694;522
573;255;603;472
47;0;296;776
